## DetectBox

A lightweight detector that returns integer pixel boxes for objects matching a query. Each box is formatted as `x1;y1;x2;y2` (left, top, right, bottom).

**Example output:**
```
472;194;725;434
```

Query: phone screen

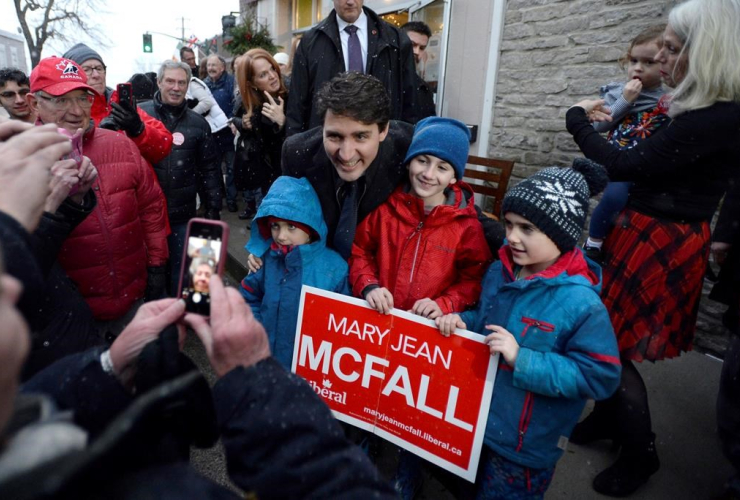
179;223;224;315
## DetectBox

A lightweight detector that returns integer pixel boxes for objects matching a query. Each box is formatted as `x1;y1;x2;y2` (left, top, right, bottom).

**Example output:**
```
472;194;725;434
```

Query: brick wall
488;0;678;182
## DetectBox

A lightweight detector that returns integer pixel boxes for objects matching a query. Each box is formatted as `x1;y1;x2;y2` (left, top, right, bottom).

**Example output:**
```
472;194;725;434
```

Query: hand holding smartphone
178;218;230;316
57;128;83;196
117;82;134;109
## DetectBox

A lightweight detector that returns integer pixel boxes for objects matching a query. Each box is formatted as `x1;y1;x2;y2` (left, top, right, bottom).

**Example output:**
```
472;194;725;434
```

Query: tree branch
14;0;111;68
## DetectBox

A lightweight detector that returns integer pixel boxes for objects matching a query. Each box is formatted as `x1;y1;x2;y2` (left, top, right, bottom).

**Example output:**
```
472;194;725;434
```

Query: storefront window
379;12;408;28
294;0;322;30
411;0;445;93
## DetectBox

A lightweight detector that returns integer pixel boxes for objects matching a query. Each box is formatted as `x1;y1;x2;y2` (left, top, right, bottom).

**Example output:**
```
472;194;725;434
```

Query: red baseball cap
30;56;98;96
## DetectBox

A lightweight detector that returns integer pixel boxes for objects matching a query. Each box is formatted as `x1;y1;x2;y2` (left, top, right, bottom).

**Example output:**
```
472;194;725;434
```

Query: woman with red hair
232;49;289;222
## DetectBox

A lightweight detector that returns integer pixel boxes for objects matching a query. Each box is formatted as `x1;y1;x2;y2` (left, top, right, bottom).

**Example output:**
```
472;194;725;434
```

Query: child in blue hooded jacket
437;159;622;499
240;176;349;368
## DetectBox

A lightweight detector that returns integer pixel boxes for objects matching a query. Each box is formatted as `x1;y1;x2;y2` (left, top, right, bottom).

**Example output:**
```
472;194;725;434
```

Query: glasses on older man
80;64;106;75
35;92;95;110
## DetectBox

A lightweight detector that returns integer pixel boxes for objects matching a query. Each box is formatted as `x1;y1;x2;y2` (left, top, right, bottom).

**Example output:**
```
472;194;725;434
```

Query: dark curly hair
0;68;29;88
401;21;432;39
315;72;390;129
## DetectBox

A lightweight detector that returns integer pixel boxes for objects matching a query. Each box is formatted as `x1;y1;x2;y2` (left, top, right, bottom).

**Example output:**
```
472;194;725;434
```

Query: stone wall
488;0;678;181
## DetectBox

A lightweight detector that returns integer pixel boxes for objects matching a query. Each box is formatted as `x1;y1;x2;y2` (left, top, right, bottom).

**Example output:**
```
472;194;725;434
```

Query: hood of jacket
246;176;328;258
498;243;602;291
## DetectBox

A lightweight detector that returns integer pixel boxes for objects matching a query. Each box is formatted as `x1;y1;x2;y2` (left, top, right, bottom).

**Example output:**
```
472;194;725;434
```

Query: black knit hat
128;73;155;102
502;158;609;252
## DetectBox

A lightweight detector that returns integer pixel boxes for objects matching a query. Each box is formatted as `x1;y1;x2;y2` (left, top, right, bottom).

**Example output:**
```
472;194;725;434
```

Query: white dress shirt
336;10;368;73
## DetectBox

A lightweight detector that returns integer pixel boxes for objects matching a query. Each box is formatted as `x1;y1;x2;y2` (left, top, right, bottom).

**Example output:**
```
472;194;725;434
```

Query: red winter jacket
349;182;493;314
57;126;169;320
91;89;173;165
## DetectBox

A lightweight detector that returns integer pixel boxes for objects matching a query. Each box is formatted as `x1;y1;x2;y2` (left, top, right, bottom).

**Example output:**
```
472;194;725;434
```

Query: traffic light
143;34;153;53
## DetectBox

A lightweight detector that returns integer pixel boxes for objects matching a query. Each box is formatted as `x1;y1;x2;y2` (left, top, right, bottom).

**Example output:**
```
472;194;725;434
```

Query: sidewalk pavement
549;351;732;499
215;210;735;499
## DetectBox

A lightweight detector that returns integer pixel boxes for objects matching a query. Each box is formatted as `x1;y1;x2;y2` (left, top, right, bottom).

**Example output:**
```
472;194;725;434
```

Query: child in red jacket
350;117;492;319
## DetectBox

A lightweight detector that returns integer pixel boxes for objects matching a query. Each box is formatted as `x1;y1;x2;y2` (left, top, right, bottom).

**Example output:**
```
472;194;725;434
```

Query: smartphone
117;82;134;108
177;219;229;316
58;128;84;196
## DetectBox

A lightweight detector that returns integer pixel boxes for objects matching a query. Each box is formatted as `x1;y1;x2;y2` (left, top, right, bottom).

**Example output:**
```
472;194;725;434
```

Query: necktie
334;181;359;260
344;25;363;73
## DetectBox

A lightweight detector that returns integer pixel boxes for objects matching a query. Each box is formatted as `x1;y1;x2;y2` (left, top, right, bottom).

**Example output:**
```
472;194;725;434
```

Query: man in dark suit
282;73;413;259
402;21;436;119
285;0;419;136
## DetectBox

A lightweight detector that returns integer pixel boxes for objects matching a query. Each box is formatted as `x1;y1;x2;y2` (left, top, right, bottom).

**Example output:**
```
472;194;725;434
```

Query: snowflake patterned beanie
502;158;609;251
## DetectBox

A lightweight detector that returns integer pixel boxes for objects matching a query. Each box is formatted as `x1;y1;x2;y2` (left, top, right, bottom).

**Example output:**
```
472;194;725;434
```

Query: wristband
100;349;116;376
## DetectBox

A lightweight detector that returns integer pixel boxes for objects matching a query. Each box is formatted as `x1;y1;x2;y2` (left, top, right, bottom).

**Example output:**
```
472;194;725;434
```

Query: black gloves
145;266;168;301
109;101;145;138
98;114;120;131
204;209;220;221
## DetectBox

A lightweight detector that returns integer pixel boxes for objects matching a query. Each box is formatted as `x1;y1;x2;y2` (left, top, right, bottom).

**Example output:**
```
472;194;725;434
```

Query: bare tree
13;0;109;68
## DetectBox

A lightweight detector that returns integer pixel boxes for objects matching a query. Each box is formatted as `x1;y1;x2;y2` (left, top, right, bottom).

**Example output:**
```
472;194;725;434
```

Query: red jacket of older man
57;126;169;320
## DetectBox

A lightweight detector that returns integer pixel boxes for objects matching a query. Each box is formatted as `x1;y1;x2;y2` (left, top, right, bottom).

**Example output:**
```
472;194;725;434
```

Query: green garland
224;16;278;55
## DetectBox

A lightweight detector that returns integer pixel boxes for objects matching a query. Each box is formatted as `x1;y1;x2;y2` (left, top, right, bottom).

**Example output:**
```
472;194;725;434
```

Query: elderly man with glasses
62;43;172;166
27;56;169;341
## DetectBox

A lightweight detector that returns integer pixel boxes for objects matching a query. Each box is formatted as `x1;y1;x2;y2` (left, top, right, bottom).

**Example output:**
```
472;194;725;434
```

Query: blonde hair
236;48;287;123
668;0;740;115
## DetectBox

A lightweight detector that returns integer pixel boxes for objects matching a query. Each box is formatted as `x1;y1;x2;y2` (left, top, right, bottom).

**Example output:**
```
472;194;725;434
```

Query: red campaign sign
292;286;498;481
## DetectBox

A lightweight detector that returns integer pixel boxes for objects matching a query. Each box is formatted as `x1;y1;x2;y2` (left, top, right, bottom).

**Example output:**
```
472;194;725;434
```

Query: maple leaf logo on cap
55;60;80;78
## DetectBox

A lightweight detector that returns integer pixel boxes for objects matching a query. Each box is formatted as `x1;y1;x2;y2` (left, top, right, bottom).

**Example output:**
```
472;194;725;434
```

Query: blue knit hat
403;117;471;179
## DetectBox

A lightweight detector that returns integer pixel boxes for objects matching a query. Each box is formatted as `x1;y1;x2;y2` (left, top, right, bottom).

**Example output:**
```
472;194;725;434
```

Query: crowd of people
0;0;739;498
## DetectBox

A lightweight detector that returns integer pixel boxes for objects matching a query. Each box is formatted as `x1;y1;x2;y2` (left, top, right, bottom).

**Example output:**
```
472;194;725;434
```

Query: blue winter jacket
240;177;349;368
204;72;235;119
461;246;621;469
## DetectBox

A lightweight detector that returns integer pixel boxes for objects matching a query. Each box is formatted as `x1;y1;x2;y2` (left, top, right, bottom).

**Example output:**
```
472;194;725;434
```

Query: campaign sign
292;286;497;482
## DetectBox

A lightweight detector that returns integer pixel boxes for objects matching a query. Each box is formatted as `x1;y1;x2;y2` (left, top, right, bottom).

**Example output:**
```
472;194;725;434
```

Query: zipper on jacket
408;222;424;283
516;391;535;452
520;317;556;337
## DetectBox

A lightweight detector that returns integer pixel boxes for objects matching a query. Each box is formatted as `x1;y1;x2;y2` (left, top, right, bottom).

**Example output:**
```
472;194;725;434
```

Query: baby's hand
411;298;443;319
435;314;466;337
484;325;519;366
623;78;643;103
366;287;394;315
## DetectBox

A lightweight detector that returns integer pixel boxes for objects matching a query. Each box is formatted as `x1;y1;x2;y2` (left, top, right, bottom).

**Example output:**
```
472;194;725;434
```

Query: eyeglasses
81;65;106;74
0;89;30;99
35;93;95;110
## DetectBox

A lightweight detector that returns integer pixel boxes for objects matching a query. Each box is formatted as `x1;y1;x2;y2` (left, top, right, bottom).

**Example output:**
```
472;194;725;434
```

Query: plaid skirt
601;210;710;362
